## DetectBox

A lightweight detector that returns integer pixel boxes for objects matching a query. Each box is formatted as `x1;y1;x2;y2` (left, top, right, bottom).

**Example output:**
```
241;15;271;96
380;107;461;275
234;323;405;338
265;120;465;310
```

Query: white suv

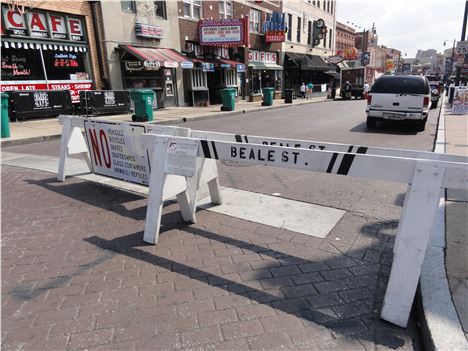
366;76;431;132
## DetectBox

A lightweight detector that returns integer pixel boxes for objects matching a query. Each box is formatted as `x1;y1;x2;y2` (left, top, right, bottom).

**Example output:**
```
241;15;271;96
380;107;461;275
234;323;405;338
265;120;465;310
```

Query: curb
1;98;330;147
418;97;468;351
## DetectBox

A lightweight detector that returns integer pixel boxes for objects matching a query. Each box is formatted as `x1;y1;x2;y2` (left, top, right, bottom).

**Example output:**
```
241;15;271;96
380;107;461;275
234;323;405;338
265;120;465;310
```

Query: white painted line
198;187;345;238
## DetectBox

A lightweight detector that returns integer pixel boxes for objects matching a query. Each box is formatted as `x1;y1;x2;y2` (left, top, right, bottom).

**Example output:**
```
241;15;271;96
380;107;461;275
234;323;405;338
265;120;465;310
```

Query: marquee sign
199;18;247;47
248;50;277;64
1;6;85;42
135;22;164;39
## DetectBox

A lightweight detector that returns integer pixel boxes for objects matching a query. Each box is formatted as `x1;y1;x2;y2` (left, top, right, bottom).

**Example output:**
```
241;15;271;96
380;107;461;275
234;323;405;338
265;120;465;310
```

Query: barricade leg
206;159;223;205
176;191;194;223
381;162;445;327
57;118;72;182
143;137;168;244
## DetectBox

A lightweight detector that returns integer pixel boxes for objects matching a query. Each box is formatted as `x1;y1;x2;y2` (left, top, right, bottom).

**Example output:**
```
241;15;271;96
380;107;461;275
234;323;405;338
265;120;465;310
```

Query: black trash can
284;89;293;103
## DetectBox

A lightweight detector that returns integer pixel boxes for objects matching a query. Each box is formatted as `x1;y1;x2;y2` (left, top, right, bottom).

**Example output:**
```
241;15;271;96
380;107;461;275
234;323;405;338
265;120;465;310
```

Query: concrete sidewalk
1;95;328;146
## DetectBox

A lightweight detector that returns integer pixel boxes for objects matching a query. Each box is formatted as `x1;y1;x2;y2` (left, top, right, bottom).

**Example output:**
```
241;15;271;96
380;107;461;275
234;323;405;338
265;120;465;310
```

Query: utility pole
455;0;468;85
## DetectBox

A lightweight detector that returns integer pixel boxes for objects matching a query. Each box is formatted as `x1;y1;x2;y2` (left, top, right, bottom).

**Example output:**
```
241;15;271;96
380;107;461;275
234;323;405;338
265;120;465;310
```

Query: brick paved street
1;165;421;350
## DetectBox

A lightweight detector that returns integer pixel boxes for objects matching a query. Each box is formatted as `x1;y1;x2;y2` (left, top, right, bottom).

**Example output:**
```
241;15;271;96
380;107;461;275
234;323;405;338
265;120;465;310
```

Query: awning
324;71;340;79
248;62;283;70
119;45;193;68
285;52;329;71
0;39;87;52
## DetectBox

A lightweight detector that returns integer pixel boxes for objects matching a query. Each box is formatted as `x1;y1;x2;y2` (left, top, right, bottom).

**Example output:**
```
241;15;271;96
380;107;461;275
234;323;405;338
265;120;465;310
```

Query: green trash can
262;87;274;106
131;89;155;122
1;93;11;138
220;88;236;111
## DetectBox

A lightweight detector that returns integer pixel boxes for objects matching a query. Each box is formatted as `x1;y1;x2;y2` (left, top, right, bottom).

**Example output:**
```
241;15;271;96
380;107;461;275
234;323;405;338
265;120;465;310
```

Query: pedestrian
344;81;352;100
363;81;370;99
300;83;306;99
306;82;314;99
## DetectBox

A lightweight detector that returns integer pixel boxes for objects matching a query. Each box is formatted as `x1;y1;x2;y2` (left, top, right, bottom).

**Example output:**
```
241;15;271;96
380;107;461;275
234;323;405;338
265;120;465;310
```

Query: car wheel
416;119;426;132
366;116;376;128
430;100;438;109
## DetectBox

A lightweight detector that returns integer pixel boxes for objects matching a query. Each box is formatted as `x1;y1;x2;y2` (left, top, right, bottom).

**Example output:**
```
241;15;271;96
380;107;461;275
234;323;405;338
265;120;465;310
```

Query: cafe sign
1;6;85;42
199;18;246;47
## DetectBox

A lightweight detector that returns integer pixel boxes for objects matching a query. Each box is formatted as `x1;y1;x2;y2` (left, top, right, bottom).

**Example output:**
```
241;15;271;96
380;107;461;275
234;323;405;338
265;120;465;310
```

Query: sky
336;0;467;58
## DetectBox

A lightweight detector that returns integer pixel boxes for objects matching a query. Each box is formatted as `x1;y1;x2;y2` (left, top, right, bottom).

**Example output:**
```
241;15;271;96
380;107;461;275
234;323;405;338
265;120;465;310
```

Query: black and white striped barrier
140;132;467;329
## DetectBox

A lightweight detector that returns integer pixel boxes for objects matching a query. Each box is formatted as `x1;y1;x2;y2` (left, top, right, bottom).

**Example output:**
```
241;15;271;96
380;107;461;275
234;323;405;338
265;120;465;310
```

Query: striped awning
119;45;193;68
0;40;87;52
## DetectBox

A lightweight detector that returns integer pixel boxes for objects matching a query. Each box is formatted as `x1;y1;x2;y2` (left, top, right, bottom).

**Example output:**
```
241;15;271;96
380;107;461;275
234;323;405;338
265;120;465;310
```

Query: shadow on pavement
350;121;419;135
82;222;413;350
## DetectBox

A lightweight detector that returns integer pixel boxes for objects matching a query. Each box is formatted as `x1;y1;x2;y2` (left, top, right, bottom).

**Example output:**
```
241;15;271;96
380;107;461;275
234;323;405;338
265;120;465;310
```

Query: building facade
335;21;355;52
177;0;286;105
97;0;187;108
281;0;336;91
0;0;102;103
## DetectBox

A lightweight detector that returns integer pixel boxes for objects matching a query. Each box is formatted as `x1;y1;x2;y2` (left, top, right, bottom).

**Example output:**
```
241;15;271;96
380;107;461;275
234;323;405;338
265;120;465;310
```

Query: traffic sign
456;40;467;54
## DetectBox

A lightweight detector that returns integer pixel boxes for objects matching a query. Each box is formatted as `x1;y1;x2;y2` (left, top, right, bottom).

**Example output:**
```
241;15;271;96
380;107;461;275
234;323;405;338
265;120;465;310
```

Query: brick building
335;21;355;52
0;0;103;103
178;0;285;104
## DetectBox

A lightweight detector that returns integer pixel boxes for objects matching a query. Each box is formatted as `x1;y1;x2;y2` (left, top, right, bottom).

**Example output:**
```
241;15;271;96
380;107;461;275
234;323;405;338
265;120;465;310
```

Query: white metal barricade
139;132;467;329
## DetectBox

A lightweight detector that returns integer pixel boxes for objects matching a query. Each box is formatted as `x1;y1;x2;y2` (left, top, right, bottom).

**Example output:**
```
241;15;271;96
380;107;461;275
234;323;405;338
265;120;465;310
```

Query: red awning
119;45;193;68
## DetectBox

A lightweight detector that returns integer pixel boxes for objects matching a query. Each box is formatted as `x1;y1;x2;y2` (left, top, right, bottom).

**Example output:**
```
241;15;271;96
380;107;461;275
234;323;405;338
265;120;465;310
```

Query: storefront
118;45;193;108
283;52;330;93
0;6;93;103
248;50;283;100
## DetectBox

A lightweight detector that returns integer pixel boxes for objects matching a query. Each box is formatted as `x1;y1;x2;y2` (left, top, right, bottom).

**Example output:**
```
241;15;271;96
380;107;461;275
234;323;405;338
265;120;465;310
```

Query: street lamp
443;39;456;82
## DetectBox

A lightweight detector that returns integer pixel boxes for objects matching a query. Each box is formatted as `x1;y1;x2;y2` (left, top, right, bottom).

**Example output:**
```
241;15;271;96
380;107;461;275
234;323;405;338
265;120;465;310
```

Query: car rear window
371;77;429;94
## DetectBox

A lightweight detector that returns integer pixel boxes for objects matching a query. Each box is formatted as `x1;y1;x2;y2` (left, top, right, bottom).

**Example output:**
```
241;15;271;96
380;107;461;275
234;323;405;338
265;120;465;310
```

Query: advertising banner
262;12;287;43
199;19;245;47
452;87;468;115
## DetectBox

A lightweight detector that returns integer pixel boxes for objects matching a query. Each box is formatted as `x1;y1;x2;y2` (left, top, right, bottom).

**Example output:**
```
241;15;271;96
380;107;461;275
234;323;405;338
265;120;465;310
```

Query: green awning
248;62;283;70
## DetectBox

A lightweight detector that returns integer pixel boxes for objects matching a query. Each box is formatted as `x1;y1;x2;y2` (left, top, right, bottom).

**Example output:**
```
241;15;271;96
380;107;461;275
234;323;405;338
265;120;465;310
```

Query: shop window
42;50;87;80
183;0;202;19
225;69;236;86
154;1;166;19
287;14;292;41
1;47;45;81
121;0;136;13
219;0;233;19
191;69;207;89
296;16;301;43
249;9;261;33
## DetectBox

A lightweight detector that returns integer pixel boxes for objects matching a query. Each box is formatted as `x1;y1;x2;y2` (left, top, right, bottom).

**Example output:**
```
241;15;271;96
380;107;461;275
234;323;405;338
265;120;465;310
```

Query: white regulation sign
164;138;198;177
84;120;150;185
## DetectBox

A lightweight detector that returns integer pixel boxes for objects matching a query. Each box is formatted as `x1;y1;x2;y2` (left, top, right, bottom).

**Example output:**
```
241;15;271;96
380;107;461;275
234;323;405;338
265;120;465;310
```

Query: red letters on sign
30;13;46;31
49;15;62;32
99;130;111;169
69;18;82;35
7;11;24;28
89;129;102;167
88;129;111;169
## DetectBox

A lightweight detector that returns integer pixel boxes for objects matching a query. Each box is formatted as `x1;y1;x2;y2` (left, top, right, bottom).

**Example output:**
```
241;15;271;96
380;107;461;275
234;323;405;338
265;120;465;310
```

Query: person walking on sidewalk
306;82;314;99
300;83;306;99
363;81;370;99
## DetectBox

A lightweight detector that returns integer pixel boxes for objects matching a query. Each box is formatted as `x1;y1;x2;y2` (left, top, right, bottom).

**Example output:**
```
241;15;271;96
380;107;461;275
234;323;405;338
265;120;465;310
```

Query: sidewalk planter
249;94;262;102
262;87;274;106
284;89;294;103
131;89;155;122
220;88;236;112
1;93;11;138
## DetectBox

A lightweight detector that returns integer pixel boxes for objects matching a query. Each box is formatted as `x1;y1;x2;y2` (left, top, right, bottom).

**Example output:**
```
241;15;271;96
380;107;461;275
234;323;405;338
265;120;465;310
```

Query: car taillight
423;96;429;106
367;95;372;105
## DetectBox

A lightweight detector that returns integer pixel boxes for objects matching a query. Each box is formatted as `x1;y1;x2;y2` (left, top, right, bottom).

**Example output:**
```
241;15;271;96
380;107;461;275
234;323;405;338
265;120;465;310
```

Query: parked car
366;75;431;132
